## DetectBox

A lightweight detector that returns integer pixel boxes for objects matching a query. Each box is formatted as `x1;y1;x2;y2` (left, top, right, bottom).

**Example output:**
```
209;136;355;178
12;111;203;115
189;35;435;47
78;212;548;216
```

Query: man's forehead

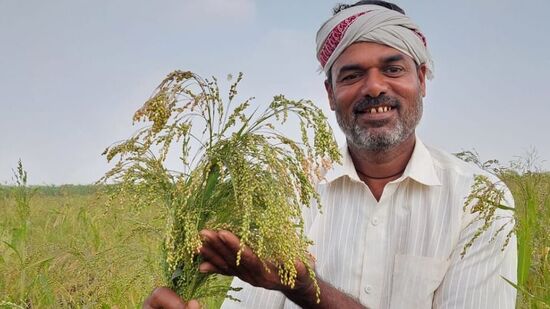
333;42;415;68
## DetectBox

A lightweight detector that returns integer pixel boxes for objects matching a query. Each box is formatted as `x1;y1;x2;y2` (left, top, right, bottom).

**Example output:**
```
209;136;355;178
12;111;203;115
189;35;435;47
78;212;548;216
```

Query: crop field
0;183;167;308
0;164;549;308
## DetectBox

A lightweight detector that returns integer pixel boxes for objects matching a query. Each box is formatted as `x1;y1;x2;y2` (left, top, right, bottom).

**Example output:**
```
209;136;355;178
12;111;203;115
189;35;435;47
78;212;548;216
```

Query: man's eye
384;66;404;75
340;73;360;81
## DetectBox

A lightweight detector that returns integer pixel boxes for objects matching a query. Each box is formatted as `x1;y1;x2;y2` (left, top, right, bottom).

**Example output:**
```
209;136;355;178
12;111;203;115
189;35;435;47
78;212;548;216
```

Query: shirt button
364;285;373;294
371;217;380;226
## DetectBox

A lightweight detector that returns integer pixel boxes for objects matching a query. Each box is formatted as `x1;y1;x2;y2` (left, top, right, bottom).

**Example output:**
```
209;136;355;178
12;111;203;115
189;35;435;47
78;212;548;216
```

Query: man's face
325;42;427;152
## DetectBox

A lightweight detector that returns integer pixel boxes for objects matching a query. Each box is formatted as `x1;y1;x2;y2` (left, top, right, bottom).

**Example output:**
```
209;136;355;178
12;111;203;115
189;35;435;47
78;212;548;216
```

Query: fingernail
188;299;201;309
218;231;227;243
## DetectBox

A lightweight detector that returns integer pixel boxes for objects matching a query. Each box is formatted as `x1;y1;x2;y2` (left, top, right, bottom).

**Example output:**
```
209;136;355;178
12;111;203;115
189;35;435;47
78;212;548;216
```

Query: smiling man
326;41;426;202
144;1;517;308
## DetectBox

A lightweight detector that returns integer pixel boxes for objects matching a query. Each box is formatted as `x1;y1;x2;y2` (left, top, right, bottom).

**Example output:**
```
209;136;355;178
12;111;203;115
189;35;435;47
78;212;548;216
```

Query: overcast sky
1;0;549;185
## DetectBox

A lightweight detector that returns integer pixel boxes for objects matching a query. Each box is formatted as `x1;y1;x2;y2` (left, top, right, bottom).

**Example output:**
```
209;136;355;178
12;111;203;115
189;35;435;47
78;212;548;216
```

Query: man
144;1;517;308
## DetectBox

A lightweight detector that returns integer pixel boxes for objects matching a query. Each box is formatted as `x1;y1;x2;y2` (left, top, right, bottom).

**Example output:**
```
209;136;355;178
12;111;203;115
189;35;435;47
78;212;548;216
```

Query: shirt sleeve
432;182;517;309
220;277;286;309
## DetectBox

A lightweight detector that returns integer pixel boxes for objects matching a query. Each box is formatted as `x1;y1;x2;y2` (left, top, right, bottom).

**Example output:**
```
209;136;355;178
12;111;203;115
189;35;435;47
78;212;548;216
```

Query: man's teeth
367;106;392;114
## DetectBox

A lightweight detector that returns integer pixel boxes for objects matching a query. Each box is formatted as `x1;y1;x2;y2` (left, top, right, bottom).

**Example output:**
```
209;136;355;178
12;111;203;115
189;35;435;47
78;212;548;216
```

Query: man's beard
335;94;423;152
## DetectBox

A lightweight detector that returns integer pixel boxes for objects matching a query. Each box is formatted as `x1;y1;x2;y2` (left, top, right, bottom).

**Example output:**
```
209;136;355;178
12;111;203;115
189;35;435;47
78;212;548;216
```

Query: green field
0;183;166;308
1;164;549;308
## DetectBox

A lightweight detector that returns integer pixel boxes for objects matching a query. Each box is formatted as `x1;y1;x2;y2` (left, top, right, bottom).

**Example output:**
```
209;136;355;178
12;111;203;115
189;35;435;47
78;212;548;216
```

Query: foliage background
1;161;549;308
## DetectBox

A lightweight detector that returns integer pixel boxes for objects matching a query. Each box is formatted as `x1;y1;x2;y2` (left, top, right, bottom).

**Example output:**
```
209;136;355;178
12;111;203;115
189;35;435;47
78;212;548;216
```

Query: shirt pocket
389;254;450;309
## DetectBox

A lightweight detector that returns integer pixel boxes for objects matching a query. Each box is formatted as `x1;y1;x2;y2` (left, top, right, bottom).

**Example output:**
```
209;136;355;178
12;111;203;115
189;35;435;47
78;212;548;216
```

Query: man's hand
143;287;201;309
144;230;366;309
199;230;366;308
198;229;314;292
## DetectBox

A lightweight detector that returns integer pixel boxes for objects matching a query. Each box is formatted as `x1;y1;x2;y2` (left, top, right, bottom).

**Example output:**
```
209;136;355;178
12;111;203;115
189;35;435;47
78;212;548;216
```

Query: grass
1;160;549;308
456;151;550;308
501;170;550;307
0;165;166;307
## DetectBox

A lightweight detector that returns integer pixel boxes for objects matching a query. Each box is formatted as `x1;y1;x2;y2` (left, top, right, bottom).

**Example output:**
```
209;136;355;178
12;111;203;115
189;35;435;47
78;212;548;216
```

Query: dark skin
143;43;427;309
352;136;415;201
144;230;366;309
200;230;366;308
143;287;200;309
325;42;426;201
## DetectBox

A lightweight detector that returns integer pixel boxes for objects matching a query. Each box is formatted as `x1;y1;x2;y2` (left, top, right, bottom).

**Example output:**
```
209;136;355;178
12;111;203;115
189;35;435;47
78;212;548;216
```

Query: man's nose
360;70;388;98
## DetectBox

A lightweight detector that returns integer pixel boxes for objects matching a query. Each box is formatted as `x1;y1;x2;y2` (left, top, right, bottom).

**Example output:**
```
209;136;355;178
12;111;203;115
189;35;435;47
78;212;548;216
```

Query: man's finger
143;287;186;309
218;230;270;275
200;230;237;267
201;229;259;276
198;261;227;275
199;243;232;274
186;300;201;309
217;230;241;250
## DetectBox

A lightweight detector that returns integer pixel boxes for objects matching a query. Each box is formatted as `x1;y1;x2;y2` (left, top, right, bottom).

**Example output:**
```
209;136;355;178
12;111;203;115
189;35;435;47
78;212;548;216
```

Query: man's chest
306;178;462;308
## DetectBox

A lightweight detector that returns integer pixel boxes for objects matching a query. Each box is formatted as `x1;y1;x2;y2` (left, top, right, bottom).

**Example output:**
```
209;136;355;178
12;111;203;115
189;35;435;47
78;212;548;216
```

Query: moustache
353;95;400;114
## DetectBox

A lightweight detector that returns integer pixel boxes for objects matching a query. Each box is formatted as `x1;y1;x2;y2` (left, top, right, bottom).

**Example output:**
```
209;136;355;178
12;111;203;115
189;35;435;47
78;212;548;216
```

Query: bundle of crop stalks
101;71;340;304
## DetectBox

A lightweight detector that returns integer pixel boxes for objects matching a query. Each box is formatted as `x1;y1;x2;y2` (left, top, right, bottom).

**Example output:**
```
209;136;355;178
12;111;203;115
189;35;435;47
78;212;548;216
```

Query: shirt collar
322;136;441;186
400;137;441;186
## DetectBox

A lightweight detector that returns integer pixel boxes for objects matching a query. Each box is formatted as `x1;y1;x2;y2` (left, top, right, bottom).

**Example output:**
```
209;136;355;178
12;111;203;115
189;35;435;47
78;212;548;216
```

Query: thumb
143;287;186;309
186;300;201;309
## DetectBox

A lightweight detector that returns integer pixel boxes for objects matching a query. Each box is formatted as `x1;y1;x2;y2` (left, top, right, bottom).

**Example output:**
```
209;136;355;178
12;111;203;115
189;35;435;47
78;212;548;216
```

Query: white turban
316;4;434;79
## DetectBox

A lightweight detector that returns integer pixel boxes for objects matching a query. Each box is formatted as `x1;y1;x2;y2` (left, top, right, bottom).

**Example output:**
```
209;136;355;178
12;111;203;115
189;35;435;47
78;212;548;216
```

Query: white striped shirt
221;137;517;309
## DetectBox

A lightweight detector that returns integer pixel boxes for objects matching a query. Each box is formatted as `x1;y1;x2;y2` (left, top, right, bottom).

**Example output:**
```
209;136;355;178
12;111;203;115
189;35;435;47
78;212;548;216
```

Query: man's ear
324;79;336;111
417;64;427;97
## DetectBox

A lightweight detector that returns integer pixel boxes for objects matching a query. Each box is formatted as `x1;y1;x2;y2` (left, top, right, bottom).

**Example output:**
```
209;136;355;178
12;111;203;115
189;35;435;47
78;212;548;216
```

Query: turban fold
316;4;434;79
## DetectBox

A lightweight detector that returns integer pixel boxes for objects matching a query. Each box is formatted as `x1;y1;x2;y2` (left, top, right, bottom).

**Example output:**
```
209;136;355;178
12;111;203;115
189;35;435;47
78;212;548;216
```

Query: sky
1;0;549;185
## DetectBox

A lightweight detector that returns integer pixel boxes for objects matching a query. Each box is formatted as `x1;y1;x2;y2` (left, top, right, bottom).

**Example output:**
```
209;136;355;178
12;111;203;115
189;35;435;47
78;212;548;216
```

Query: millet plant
101;71;341;304
456;150;550;307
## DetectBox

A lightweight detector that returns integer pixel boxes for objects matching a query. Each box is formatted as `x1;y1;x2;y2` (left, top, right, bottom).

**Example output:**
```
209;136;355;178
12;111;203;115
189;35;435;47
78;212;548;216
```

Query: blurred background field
0;181;166;308
0;161;548;308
